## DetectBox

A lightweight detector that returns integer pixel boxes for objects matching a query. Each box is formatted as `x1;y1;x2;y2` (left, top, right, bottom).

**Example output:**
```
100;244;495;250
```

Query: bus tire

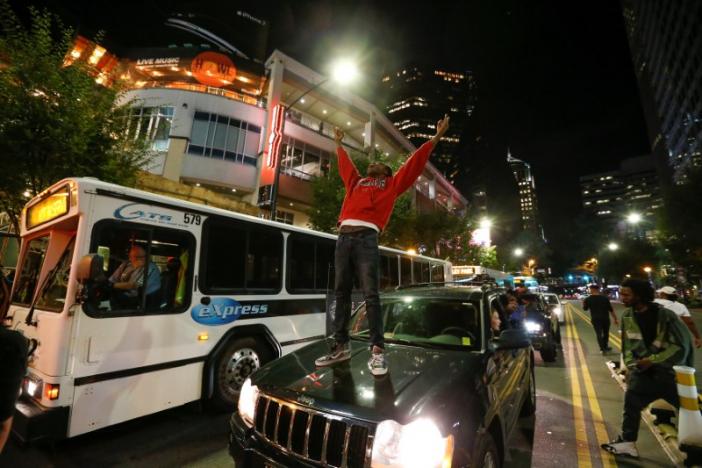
211;336;273;411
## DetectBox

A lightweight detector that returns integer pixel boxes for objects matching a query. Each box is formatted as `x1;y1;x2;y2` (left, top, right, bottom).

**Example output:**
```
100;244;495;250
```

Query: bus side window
400;257;412;285
86;221;194;317
430;262;444;283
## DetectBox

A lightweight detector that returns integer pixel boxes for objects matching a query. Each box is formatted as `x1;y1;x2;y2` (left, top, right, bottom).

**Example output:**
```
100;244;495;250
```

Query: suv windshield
349;297;482;350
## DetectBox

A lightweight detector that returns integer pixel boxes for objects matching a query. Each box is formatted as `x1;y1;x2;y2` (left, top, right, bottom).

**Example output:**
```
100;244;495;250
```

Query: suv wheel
520;367;536;416
540;345;557;362
212;337;273;410
474;432;500;468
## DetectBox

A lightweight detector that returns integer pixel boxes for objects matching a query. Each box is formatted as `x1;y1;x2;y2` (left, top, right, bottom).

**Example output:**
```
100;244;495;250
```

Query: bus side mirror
77;254;105;283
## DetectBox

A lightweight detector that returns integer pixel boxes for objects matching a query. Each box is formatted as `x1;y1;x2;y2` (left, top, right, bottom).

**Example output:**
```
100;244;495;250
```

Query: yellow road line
568;303;621;349
567;306;618;468
564;306;593;468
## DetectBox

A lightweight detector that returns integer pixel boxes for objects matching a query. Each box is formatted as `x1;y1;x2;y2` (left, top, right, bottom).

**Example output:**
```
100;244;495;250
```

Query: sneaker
601;436;639;458
368;346;388;376
315;341;351;367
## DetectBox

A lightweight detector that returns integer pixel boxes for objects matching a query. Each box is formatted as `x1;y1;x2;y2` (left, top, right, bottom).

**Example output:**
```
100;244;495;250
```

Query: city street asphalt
2;300;700;467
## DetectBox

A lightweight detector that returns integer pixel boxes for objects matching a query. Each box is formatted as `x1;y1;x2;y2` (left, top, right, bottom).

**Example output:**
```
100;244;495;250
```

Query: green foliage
596;238;660;283
0;1;150;231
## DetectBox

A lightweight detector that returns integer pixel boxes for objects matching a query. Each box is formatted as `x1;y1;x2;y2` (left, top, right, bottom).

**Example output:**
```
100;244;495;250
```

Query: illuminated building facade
380;65;476;185
67;38;468;227
507;151;541;234
622;0;702;182
579;155;662;237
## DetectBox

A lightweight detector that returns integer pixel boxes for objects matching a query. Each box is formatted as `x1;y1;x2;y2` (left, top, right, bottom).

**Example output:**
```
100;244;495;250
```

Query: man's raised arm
392;114;450;194
334;128;360;190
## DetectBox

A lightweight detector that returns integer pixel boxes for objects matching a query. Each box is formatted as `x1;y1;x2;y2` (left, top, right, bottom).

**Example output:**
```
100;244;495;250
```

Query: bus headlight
524;321;542;333
371;418;454;468
24;375;43;400
238;378;259;427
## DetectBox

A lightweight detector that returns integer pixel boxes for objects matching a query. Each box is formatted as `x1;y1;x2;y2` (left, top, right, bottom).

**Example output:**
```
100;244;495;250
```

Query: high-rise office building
507;151;541;233
380;65;476;185
622;0;702;182
580;155;663;237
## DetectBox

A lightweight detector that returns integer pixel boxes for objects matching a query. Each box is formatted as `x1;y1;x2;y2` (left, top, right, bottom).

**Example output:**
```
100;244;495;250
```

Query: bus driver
109;245;161;309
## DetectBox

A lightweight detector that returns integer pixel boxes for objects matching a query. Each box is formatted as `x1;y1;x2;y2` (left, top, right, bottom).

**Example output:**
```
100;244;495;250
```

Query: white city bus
2;178;452;441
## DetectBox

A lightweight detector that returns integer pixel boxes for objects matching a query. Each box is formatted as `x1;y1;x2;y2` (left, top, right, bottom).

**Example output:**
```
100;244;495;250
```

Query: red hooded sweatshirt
337;141;435;231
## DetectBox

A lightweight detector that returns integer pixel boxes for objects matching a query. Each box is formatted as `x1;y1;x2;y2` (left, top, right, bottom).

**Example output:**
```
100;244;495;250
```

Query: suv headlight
524;321;542;333
553;306;562;317
371;418;454;468
238;378;259;427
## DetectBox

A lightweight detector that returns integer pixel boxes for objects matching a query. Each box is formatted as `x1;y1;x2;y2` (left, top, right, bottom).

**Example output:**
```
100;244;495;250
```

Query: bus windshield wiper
25;262;60;326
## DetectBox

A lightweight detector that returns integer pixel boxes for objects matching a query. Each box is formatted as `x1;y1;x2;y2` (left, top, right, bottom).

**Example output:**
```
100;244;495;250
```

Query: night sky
14;0;651;266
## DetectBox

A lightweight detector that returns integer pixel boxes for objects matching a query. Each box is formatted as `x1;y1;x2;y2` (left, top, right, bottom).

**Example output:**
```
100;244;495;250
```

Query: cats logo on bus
191;298;268;325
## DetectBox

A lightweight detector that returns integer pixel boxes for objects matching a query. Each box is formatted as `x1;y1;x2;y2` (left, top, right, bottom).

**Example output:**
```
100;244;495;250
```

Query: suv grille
254;394;374;468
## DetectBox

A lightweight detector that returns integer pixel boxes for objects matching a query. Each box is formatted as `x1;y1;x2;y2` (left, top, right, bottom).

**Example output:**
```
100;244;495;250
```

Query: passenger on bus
108;245;161;310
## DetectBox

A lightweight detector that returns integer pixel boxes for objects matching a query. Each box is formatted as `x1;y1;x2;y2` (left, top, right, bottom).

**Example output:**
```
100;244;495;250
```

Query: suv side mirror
495;329;530;350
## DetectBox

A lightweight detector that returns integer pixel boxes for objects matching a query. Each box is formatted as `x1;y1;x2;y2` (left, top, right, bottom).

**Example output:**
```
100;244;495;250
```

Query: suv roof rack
394;281;500;291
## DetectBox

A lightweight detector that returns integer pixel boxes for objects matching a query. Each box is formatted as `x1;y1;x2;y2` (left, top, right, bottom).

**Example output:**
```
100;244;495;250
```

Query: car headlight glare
524;321;542;333
237;378;259;427
371;418;453;468
553;306;562;316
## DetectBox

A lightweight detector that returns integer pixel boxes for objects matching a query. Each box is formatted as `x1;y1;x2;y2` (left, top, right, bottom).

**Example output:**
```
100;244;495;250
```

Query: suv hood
251;339;483;424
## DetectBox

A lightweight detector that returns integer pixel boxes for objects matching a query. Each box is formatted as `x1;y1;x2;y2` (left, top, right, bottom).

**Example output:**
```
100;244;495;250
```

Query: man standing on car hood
315;115;450;376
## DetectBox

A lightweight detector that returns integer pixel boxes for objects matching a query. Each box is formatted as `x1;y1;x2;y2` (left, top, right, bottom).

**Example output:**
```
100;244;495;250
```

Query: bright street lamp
513;248;524;257
330;59;359;85
643;266;652;273
270;58;359;220
406;248;417;256
479;218;492;230
607;242;619;251
627;212;642;224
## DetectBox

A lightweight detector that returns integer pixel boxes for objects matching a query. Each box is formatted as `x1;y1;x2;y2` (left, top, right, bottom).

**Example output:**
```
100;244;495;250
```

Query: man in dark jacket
601;279;692;458
1;328;28;453
315;115;450;376
583;284;619;354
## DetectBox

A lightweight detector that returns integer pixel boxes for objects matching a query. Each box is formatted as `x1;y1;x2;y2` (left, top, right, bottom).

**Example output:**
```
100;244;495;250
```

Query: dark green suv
229;285;535;467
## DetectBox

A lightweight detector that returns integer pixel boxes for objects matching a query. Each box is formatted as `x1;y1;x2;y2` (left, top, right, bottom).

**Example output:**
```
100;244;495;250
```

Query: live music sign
191;51;237;87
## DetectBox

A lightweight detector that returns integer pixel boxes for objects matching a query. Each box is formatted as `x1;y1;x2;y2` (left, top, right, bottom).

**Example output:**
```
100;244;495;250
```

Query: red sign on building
191;51;237;87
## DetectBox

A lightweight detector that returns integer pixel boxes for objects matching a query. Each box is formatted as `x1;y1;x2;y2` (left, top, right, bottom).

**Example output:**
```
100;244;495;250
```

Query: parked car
229;285;535;468
517;295;559;363
541;292;565;325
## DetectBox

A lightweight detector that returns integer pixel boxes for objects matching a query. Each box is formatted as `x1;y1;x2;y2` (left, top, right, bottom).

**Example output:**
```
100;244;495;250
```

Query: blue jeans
333;229;383;349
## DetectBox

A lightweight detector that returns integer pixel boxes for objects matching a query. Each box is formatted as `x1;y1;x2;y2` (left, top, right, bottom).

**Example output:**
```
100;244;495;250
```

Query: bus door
0;232;19;318
70;201;201;436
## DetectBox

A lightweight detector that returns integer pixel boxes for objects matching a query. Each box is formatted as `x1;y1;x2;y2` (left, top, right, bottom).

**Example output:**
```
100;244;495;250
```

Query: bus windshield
11;236;49;306
35;239;76;311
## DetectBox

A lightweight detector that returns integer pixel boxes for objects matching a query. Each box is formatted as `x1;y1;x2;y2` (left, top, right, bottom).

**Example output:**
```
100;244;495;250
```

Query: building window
187;111;261;166
279;136;332;180
275;210;294;225
127;106;174;151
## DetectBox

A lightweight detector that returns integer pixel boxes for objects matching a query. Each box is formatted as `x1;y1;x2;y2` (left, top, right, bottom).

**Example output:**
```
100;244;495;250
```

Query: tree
0;2;150;232
597;238;660;284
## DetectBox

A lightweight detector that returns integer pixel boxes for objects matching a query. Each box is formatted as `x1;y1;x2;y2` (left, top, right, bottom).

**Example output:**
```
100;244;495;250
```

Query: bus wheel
212;337;273;410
